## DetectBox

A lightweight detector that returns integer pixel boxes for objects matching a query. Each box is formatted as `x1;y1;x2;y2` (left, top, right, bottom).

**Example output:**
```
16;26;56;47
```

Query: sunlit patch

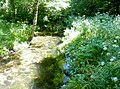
46;1;70;11
13;42;29;51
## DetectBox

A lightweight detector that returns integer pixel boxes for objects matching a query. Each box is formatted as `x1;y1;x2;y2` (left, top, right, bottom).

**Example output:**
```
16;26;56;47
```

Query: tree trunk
32;0;39;39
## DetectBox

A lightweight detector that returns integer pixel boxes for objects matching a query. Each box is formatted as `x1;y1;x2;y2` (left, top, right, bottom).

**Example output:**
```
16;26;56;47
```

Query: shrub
37;0;70;33
0;0;70;34
69;0;120;16
34;54;65;89
0;19;32;55
60;14;120;89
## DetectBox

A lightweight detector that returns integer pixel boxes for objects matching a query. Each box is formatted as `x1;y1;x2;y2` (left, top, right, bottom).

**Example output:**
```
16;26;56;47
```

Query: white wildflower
110;56;116;62
63;28;80;42
114;40;117;42
112;44;119;48
109;62;112;64
101;61;105;66
111;77;118;82
103;46;107;50
90;75;94;78
118;52;120;54
102;42;105;45
115;36;120;39
44;25;47;27
55;6;61;11
101;52;103;55
63;64;70;70
88;28;91;32
106;53;110;56
43;16;49;22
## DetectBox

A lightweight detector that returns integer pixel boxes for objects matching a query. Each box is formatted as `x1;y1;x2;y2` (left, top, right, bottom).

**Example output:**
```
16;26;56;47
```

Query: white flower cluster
43;16;49;22
114;40;117;43
118;51;120;54
106;52;110;56
0;1;9;9
71;19;92;33
115;36;120;39
103;46;107;51
112;44;119;48
101;61;105;66
64;28;80;40
58;28;80;51
90;75;95;79
110;56;116;62
111;77;118;82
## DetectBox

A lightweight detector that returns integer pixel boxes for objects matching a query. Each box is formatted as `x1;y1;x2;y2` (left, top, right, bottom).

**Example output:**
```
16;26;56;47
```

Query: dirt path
0;36;61;89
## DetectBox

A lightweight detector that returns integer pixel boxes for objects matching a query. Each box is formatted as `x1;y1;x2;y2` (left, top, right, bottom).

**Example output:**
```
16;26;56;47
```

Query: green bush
0;19;32;55
60;14;120;89
0;0;34;23
69;0;120;16
37;1;70;33
35;54;65;89
0;0;70;34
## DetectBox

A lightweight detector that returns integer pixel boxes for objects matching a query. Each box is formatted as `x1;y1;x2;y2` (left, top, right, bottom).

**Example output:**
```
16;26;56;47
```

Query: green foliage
0;0;119;34
0;19;32;55
0;0;70;34
61;14;120;89
35;54;65;89
0;0;34;22
69;0;120;16
37;0;69;33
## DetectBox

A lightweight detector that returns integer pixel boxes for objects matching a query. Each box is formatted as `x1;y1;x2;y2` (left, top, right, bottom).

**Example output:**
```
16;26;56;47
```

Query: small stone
4;80;11;86
7;76;13;80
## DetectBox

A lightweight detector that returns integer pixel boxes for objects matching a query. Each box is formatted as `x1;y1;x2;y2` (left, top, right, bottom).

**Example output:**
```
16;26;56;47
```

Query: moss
35;53;65;89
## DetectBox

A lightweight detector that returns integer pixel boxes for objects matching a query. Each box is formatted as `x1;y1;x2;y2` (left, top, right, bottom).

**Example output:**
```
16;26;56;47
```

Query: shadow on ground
33;53;65;89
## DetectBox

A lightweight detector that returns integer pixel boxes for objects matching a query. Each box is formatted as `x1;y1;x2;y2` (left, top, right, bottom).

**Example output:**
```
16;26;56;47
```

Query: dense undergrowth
34;13;120;89
0;20;32;55
60;13;120;89
35;54;65;89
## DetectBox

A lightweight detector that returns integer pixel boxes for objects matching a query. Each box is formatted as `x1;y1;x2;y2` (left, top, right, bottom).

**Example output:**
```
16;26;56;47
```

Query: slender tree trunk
32;0;39;39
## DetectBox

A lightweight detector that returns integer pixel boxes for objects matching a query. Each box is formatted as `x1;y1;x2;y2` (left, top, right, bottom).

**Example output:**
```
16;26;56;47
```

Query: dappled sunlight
46;0;70;11
58;28;80;50
13;42;29;51
0;36;61;88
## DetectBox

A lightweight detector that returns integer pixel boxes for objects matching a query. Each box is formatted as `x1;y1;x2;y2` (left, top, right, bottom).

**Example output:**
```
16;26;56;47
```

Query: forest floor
0;36;61;89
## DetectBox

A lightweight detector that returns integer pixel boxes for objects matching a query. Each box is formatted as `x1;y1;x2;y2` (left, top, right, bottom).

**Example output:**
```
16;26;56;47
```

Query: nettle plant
60;14;120;89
